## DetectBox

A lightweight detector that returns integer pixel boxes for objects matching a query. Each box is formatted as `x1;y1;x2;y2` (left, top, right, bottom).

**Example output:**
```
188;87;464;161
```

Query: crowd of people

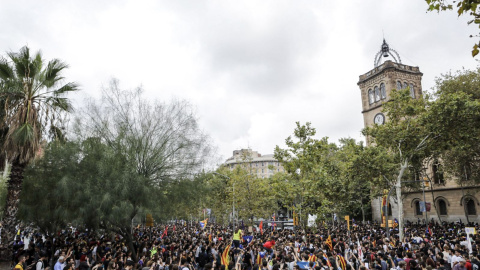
9;220;480;270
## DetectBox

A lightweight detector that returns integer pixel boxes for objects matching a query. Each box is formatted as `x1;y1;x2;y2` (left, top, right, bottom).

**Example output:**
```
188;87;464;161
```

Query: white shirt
451;255;462;268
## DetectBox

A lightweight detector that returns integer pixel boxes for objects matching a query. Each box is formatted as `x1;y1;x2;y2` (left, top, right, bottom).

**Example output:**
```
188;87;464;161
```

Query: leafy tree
0;46;78;250
425;0;480;56
422;68;480;221
274;122;347;226
19;141;80;235
425;68;480;182
363;88;432;240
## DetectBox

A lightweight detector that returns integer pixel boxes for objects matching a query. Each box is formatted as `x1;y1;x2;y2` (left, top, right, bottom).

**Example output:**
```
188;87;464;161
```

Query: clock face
374;113;385;125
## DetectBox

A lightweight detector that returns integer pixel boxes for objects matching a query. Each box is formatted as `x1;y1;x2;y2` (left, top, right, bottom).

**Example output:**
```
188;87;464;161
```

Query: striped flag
337;255;347;270
325;235;333;251
323;255;332;267
308;254;317;262
259;221;263;235
221;244;231;270
256;252;261;265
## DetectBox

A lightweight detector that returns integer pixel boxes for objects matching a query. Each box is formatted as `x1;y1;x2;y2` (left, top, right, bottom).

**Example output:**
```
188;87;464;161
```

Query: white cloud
0;0;477;163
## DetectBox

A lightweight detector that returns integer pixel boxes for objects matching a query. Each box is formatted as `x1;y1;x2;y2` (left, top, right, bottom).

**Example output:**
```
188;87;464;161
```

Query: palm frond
42;59;67;88
0;57;14;81
52;82;79;95
46;96;73;112
11;123;35;146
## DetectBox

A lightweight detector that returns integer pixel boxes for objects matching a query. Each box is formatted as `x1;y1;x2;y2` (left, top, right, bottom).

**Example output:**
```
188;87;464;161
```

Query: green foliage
425;0;480;56
424;68;480;183
274;122;376;224
202;166;276;225
363;88;432;184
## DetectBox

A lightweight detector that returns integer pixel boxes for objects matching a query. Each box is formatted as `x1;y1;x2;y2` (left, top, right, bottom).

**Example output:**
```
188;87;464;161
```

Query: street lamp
213;172;235;232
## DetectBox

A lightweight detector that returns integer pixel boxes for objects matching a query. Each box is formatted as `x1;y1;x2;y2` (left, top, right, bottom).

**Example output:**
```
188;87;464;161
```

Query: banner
419;201;426;212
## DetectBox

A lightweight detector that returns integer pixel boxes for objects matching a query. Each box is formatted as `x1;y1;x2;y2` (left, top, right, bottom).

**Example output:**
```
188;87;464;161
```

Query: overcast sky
1;0;477;163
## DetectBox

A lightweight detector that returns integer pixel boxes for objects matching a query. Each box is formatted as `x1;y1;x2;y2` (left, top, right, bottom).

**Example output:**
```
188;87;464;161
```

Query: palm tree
0;46;78;253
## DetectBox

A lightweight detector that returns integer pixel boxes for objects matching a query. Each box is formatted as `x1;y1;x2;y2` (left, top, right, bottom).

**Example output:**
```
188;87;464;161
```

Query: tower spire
374;39;402;67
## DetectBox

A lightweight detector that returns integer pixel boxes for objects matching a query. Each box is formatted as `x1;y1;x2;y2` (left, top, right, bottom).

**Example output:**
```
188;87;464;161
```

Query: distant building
225;149;284;178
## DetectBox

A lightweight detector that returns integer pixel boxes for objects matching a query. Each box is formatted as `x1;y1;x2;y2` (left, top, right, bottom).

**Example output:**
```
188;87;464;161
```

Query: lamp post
213;172;235;232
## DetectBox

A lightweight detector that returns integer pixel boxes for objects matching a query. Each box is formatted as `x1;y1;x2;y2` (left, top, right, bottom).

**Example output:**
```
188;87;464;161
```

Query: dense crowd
10;220;480;270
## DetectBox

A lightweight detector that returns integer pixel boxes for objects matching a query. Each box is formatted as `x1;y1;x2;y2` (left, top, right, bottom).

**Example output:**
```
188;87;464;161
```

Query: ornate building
224;149;284;178
358;40;480;222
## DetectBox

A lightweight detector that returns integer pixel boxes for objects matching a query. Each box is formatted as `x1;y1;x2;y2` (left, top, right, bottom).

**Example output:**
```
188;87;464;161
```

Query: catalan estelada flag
200;218;208;229
221;244;231;270
308;254;317;262
325;235;333;251
337;255;347;270
256;252;261;265
208;234;213;242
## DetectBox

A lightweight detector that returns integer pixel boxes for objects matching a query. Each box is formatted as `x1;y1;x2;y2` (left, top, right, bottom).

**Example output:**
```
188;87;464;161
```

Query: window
368;89;374;104
396;81;402;90
380;83;386;99
374;86;380;102
433;161;444;184
415;200;421;216
466;198;477;215
403;82;408;90
410;84;415;98
463;164;472;181
438;199;448;216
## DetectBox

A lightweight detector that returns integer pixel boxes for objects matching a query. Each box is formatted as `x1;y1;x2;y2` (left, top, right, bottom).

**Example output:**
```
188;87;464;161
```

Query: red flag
259;221;263;235
173;225;176;232
161;226;168;239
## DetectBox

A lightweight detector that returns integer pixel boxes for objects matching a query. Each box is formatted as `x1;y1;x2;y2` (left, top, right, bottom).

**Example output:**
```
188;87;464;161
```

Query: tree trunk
397;159;408;242
0;160;25;260
125;230;137;262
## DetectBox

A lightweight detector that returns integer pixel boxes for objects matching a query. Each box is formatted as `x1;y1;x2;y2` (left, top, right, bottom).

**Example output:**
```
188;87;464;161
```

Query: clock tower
358;39;423;145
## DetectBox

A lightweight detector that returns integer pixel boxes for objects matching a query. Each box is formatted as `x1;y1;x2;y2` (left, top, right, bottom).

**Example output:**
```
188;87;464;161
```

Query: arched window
388;203;392;216
380;83;386;99
396;81;402;90
466;198;477;215
433;160;444;184
368;89;374;104
410;84;415;98
403;82;408;90
438;199;448;216
415;200;421;216
374;86;380;102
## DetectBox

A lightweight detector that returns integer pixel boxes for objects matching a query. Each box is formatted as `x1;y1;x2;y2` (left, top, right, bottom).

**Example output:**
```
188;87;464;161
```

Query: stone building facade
224;149;285;178
359;40;480;223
